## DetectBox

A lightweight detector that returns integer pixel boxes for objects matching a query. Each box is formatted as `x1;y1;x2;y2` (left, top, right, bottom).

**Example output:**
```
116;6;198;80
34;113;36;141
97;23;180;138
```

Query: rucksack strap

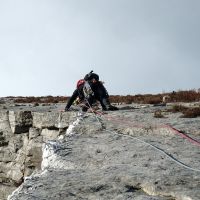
83;81;94;98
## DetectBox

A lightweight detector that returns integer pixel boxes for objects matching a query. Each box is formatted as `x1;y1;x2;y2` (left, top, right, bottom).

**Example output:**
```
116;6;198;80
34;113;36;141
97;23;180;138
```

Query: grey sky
0;0;200;97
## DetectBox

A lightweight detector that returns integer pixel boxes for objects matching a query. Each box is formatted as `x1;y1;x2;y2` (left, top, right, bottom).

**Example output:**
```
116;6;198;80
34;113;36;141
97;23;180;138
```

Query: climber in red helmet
65;71;118;112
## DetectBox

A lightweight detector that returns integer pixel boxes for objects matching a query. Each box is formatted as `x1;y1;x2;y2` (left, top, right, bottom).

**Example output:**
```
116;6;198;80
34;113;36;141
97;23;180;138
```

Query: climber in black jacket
65;71;118;112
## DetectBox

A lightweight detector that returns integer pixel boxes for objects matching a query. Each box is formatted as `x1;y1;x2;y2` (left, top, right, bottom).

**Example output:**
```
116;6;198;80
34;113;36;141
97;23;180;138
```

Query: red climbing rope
76;103;200;148
103;113;200;148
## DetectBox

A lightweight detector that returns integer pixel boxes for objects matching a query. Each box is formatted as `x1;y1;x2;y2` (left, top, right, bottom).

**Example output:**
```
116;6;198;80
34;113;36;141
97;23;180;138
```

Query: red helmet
76;79;85;88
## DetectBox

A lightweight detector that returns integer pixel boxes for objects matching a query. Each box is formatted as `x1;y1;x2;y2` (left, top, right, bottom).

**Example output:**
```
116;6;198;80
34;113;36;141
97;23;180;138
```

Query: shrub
181;107;200;118
10;89;200;105
144;96;162;104
14;96;67;104
169;90;200;102
169;105;188;113
154;110;164;118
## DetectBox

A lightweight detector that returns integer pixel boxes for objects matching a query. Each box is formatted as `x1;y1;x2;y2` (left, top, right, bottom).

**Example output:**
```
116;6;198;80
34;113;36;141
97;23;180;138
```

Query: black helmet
84;70;99;81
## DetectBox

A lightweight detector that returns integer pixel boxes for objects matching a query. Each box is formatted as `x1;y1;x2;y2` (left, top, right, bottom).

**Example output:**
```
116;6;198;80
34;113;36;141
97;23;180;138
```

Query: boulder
32;111;76;129
9;111;32;134
0;111;12;133
41;128;60;141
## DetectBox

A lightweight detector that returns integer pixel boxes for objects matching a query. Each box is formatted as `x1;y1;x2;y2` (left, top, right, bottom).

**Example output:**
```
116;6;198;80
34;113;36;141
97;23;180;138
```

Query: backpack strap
83;81;94;98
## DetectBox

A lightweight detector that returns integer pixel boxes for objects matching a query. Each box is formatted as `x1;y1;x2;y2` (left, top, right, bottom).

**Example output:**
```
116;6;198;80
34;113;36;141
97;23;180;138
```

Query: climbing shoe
107;105;119;111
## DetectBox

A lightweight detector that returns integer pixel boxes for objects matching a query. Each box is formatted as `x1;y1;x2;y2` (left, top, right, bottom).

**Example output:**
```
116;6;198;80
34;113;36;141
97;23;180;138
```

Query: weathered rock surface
32;112;76;129
9;111;32;134
0;109;76;200
1;103;200;200
7;104;200;200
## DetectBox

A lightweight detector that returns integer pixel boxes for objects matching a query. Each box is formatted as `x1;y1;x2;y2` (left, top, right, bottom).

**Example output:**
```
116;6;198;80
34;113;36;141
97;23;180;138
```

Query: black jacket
65;81;109;110
65;84;85;110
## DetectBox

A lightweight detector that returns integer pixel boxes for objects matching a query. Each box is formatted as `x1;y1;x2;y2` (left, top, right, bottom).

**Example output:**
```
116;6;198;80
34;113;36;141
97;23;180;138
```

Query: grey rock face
0;111;12;134
29;127;40;139
0;131;9;146
32;112;76;129
8;130;200;199
8;107;200;200
0;110;75;200
1;104;200;200
9;111;32;134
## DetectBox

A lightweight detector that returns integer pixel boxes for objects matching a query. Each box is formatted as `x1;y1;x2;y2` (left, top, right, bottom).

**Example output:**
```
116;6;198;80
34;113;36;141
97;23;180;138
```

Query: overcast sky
0;0;200;97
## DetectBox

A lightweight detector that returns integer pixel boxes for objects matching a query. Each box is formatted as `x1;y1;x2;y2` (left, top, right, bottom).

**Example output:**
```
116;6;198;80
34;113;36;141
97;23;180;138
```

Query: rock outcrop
1;104;200;200
0;110;76;200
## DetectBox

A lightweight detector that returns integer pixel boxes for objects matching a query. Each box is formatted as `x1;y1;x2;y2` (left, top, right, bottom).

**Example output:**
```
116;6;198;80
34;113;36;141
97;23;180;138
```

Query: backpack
76;79;85;88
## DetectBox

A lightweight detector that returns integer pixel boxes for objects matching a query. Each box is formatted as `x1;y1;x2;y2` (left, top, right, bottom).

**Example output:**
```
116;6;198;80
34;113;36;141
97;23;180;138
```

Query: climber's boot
101;98;118;111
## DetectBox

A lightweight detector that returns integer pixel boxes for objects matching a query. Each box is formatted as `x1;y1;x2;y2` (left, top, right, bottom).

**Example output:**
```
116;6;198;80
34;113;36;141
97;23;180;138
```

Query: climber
65;71;118;112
